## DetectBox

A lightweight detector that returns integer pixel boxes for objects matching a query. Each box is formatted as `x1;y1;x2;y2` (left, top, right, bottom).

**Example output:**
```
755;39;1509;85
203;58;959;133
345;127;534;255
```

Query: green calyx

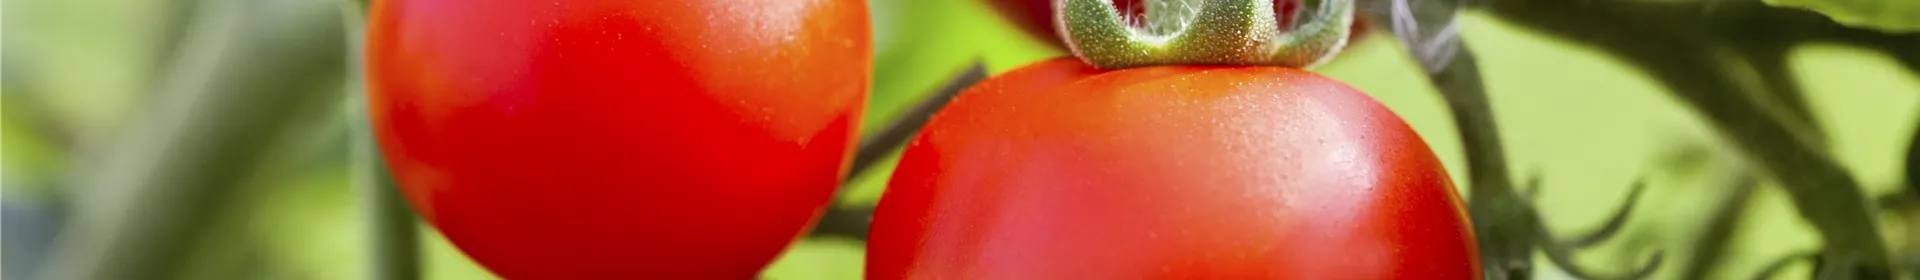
1057;0;1355;69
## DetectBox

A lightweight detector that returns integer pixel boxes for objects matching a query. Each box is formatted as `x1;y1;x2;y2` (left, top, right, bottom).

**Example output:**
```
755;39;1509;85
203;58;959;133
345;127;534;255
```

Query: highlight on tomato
367;0;870;278
866;58;1480;279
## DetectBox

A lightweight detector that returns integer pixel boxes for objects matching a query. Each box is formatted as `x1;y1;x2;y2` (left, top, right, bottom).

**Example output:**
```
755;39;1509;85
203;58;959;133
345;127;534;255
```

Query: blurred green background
4;0;1917;279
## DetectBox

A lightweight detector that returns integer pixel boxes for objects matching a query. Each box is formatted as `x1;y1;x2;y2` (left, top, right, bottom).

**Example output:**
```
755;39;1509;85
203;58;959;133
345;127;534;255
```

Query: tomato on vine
870;0;1477;278
868;58;1479;279
367;0;869;278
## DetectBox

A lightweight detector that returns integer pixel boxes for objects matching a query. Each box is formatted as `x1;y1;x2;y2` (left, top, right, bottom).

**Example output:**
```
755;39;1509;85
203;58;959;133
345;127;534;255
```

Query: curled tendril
1526;173;1664;279
1562;178;1649;249
1055;0;1354;69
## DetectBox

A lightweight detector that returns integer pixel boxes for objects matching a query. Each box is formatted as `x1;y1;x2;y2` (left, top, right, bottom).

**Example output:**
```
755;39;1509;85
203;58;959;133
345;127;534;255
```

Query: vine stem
1681;168;1760;280
341;0;423;279
1482;0;1903;276
1426;44;1538;279
846;62;988;177
355;122;421;280
816;62;990;241
1356;0;1541;275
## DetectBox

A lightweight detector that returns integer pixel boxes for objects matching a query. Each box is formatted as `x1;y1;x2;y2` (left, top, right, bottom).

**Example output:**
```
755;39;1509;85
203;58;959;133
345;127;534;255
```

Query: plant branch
1644;35;1889;280
1559;178;1649;249
847;61;988;178
340;0;422;279
808;205;875;241
1529;177;1663;280
1357;0;1541;271
1356;3;1532;276
1681;169;1760;280
1390;31;1542;279
1648;32;1889;280
38;0;349;278
356;133;421;280
818;61;990;242
1423;44;1515;202
1910;113;1920;195
1741;47;1827;147
1481;0;1895;276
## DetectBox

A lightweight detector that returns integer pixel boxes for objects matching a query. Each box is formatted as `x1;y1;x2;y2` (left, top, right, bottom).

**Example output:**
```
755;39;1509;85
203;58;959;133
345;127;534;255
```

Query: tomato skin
367;0;868;278
868;58;1477;279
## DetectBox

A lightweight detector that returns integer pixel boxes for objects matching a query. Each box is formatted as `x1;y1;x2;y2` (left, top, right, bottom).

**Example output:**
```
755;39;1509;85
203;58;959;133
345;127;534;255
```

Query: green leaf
1765;0;1920;33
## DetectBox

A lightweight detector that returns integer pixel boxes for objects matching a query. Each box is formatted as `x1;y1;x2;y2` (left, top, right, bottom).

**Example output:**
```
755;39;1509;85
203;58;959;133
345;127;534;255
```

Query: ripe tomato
367;0;869;278
868;58;1477;279
983;0;1370;49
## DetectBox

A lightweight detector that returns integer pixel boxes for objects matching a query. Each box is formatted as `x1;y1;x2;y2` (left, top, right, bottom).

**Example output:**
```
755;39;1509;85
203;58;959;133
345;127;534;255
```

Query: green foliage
1765;0;1920;32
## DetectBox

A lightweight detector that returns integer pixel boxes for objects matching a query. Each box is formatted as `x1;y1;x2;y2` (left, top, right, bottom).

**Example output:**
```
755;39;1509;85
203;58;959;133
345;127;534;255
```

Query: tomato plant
867;58;1479;279
366;0;869;278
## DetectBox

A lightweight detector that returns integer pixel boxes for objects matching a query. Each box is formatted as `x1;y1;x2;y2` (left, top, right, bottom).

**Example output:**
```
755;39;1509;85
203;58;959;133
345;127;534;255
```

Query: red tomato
983;0;1371;49
368;0;869;278
868;58;1477;279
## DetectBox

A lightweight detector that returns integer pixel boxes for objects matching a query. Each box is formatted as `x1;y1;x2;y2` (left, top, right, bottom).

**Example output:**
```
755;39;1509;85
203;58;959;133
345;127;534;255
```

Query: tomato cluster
368;0;1474;278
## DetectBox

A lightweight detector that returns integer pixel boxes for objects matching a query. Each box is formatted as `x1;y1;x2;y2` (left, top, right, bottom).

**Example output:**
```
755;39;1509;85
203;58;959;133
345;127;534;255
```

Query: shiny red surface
367;0;869;278
869;58;1478;279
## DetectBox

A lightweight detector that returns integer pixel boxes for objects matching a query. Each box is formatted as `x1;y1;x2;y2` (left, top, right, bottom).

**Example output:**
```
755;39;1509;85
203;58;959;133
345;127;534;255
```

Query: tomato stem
848;62;987;179
343;1;423;279
819;62;988;241
1056;0;1353;69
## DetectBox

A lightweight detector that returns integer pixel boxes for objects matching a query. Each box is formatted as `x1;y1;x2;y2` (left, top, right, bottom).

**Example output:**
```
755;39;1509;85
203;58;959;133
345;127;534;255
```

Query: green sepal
1057;0;1354;69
